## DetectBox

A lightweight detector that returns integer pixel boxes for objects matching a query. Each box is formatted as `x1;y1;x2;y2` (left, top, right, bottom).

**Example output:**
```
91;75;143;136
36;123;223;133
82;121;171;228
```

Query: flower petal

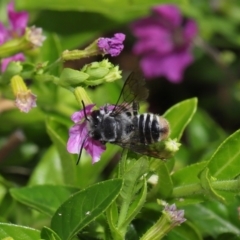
67;122;88;154
85;139;106;164
71;104;95;123
0;22;9;45
8;1;28;35
153;5;182;27
140;50;193;83
15;89;37;113
98;33;125;57
183;19;198;42
132;27;173;55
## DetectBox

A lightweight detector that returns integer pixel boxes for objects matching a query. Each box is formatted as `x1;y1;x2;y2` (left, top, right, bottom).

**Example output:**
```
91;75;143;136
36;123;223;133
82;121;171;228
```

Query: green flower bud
74;87;93;107
59;68;89;88
1;62;23;84
141;201;186;240
10;75;37;113
82;59;122;86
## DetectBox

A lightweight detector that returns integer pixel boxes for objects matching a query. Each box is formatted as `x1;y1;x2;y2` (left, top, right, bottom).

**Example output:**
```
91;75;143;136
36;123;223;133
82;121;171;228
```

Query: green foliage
1;0;240;239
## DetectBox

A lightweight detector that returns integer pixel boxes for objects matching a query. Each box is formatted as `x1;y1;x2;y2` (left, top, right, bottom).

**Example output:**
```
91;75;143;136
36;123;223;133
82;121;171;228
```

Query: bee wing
111;72;149;116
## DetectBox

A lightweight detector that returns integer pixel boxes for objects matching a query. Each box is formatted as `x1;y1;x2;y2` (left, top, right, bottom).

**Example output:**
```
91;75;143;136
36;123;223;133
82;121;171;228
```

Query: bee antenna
76;133;90;165
82;100;90;122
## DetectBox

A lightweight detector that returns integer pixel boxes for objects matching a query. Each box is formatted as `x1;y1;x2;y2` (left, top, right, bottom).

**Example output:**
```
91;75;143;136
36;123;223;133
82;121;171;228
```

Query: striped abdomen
135;113;169;144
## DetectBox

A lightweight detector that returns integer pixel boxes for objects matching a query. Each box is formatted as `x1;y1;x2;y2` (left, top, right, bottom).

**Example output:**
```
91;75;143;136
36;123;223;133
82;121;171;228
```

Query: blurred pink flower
0;1;28;72
11;75;37;113
98;33;125;57
131;5;198;83
67;104;106;164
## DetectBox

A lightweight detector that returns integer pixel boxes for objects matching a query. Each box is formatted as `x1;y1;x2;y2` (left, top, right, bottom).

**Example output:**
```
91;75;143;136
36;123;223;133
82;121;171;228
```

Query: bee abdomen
138;113;169;144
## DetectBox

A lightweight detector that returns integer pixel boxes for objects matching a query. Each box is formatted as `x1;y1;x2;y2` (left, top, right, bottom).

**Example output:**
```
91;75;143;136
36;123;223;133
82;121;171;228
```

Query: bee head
88;110;102;140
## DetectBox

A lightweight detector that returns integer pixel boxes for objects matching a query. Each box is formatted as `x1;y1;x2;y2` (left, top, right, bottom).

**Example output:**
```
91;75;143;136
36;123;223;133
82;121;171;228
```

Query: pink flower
67;105;106;164
97;33;125;57
0;1;28;72
131;5;198;83
10;75;37;113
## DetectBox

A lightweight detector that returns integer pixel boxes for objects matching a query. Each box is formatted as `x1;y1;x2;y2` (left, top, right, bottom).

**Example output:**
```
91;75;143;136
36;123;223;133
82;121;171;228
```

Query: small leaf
51;179;123;240
0;223;40;240
41;227;61;240
117;157;149;232
172;161;208;186
10;185;79;216
46;117;77;186
207;129;240;179
28;145;65;186
164;98;198;140
106;202;122;240
147;163;173;200
165;221;203;240
123;178;147;229
199;168;225;203
184;203;240;237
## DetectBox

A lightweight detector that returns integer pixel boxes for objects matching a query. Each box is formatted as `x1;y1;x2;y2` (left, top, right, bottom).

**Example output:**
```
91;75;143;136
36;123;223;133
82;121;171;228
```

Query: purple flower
131;5;198;83
11;75;37;113
7;1;28;36
97;33;125;57
164;203;186;226
0;1;28;72
67;104;106;164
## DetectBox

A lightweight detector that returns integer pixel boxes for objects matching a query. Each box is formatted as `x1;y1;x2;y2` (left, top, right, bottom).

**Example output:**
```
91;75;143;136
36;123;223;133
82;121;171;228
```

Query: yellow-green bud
10;75;37;113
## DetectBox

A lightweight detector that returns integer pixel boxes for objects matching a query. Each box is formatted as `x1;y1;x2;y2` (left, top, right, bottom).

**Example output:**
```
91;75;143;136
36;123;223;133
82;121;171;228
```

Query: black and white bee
81;72;170;161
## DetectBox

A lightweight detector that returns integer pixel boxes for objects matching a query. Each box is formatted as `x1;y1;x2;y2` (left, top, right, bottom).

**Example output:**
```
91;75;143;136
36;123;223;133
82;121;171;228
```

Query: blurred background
0;0;240;235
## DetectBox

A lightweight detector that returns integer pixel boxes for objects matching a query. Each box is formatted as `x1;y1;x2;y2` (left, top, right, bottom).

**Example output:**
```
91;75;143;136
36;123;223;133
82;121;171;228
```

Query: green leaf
165;221;202;240
106;202;122;240
15;0;186;21
10;185;79;217
39;33;62;75
41;227;61;240
208;129;240;179
164;98;198;140
123;178;147;229
117;157;149;233
184;203;240;237
0;223;40;239
46;117;77;186
51;179;123;240
158;163;173;198
28;145;66;186
172;161;208;186
199;168;225;203
186;108;226;150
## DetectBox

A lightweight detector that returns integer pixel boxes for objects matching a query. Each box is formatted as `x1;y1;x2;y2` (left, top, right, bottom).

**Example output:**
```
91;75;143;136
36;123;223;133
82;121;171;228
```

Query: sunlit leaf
164;98;198;140
10;185;79;217
41;226;61;240
0;223;40;239
51;179;122;240
184;203;240;237
46;117;77;186
208;129;240;179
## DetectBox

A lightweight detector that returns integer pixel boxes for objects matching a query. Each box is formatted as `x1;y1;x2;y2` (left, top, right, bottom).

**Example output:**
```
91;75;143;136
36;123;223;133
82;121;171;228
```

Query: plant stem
171;179;240;198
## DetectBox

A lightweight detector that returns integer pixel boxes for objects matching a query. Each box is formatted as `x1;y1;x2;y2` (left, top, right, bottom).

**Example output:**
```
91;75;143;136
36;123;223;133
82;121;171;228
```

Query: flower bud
74;87;93;108
61;33;125;61
59;68;89;88
10;75;37;113
82;59;122;86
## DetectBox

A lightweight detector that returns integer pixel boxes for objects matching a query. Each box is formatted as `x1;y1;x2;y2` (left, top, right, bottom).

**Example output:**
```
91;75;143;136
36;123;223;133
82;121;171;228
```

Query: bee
81;72;170;161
